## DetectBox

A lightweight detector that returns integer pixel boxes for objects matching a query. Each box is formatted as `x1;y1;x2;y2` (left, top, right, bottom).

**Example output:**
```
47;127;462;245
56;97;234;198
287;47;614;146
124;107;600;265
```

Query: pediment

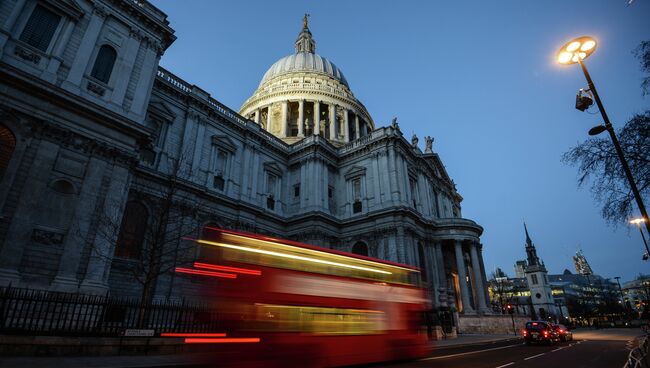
44;0;84;20
263;161;283;176
211;135;237;153
344;165;366;180
148;100;176;122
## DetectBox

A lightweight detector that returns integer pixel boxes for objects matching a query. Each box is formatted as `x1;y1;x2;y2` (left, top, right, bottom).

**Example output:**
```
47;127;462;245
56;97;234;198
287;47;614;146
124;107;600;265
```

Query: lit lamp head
557;36;597;65
631;218;647;226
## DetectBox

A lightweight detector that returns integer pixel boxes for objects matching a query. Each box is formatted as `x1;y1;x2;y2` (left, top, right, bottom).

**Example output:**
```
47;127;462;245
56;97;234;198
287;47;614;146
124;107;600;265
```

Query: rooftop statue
425;136;434;153
411;134;418;148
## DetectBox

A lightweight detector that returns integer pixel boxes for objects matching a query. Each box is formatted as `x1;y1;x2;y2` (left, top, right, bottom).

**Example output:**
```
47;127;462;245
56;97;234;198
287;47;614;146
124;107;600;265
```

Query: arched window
0;124;16;181
352;241;368;257
90;45;117;83
115;201;148;259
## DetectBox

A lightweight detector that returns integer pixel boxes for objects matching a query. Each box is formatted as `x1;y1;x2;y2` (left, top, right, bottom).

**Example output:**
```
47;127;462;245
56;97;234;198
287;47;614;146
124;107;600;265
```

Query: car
552;323;573;342
522;321;560;345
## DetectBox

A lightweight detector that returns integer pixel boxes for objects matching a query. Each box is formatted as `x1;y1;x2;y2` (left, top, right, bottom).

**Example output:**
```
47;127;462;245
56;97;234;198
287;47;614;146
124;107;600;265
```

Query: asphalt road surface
375;328;644;368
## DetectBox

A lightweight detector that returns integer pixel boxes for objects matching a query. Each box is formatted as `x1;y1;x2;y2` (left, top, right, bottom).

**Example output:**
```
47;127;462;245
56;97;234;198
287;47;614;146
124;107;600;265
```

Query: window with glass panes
20;5;61;52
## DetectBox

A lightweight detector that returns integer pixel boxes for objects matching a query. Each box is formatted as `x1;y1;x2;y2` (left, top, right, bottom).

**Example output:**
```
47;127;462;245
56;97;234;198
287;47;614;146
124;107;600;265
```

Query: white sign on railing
124;329;155;337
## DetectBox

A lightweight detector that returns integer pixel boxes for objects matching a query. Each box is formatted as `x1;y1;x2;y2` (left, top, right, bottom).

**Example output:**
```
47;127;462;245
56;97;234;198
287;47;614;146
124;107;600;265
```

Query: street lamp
557;36;650;239
631;218;650;260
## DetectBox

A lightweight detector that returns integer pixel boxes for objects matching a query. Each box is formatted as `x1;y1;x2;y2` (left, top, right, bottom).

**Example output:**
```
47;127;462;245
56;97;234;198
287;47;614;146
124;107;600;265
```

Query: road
375;328;644;368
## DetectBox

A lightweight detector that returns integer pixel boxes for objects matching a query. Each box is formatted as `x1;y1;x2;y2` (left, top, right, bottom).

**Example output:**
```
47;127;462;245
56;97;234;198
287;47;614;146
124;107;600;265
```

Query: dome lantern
295;13;316;54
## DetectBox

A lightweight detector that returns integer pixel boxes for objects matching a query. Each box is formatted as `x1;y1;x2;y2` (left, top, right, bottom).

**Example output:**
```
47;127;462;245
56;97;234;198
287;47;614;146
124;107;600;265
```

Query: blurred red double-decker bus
179;227;429;367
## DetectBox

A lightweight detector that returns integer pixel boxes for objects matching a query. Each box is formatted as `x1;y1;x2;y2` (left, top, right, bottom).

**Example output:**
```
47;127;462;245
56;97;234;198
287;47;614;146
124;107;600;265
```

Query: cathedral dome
260;52;349;89
239;15;374;146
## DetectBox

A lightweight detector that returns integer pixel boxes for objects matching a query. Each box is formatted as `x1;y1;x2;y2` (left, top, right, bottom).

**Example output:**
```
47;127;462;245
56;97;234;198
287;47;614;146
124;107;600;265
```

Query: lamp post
557;37;650;239
631;218;650;258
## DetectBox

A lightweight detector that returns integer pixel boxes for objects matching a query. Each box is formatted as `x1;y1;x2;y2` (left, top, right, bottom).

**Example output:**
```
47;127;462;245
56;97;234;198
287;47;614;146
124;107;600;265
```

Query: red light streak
185;338;261;344
174;267;237;279
194;262;261;276
160;333;227;337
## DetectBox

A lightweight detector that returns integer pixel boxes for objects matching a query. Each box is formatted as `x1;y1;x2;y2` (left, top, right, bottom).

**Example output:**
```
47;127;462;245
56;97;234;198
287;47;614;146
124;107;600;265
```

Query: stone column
297;100;304;137
354;114;360;140
478;243;491;308
266;104;273;130
454;240;473;313
80;164;130;294
62;6;107;93
328;104;336;140
129;39;161;119
42;19;75;83
343;108;350;142
470;242;489;313
254;109;260;124
281;101;288;137
434;241;448;307
0;0;28;56
313;101;320;135
52;157;108;290
111;30;142;105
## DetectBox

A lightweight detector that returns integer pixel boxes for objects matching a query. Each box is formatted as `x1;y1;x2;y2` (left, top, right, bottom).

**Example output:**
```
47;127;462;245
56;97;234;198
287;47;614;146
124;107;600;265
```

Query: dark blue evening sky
151;0;650;282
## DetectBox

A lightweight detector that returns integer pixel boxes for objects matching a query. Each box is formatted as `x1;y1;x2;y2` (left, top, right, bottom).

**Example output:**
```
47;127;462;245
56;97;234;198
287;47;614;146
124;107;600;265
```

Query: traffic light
506;304;514;314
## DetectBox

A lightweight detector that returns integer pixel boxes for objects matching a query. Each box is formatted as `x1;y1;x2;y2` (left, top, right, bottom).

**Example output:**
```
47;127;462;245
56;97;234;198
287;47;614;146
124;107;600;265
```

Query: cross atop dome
295;14;316;53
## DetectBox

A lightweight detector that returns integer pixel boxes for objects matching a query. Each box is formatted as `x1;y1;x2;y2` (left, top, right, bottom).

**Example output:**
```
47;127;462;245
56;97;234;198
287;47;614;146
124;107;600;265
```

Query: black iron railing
0;286;220;336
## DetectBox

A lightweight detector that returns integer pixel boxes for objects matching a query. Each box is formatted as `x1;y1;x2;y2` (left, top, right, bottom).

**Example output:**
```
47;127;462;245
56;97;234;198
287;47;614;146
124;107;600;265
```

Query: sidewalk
432;333;521;349
0;334;523;368
0;353;209;368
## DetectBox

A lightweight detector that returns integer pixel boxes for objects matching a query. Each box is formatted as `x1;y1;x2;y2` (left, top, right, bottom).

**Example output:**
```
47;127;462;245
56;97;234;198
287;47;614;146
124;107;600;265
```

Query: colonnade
426;239;490;314
251;100;368;142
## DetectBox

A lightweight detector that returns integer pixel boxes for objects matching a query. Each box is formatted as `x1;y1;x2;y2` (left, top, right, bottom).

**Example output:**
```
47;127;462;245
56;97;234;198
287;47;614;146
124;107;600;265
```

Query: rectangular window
267;174;277;196
20;5;61;52
214;149;228;175
293;184;300;198
213;175;225;191
410;179;417;208
352;179;361;200
353;201;362;213
531;274;538;285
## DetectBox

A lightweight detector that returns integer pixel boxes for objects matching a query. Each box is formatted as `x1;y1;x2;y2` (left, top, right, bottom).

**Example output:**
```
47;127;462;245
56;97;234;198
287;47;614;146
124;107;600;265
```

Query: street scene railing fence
0;286;220;337
624;331;650;368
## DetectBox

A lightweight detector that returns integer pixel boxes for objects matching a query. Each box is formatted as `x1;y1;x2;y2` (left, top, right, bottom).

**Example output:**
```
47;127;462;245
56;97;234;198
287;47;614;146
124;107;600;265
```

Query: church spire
524;222;540;267
295;13;316;53
524;222;533;247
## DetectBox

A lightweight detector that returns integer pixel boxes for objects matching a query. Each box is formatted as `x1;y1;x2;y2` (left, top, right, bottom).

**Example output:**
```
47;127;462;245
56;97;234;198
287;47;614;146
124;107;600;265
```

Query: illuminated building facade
0;1;489;326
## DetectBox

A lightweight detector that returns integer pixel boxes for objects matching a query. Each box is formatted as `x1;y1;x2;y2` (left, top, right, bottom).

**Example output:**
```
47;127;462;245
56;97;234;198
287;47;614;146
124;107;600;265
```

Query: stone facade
0;1;490;328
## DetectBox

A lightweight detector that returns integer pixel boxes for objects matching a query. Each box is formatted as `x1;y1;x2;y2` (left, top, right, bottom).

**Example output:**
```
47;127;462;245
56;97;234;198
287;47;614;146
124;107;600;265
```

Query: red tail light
523;330;527;336
543;331;548;337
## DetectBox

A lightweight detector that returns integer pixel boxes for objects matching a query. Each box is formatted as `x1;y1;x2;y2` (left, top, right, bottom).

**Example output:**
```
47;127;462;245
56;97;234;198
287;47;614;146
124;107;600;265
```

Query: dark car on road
523;321;560;345
551;323;573;342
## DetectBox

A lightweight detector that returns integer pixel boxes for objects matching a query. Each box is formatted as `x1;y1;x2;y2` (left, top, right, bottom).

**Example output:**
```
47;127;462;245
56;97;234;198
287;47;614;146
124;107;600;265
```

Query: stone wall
458;315;529;335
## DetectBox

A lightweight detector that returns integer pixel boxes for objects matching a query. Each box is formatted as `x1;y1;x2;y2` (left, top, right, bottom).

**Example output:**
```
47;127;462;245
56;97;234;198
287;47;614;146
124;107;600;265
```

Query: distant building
622;275;650;317
488;225;564;320
573;249;594;276
488;234;620;323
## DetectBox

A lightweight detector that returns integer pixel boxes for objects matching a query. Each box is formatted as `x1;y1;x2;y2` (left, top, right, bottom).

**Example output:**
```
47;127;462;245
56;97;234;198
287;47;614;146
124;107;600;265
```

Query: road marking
495;363;515;368
523;353;545;360
551;347;565;352
422;343;519;360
